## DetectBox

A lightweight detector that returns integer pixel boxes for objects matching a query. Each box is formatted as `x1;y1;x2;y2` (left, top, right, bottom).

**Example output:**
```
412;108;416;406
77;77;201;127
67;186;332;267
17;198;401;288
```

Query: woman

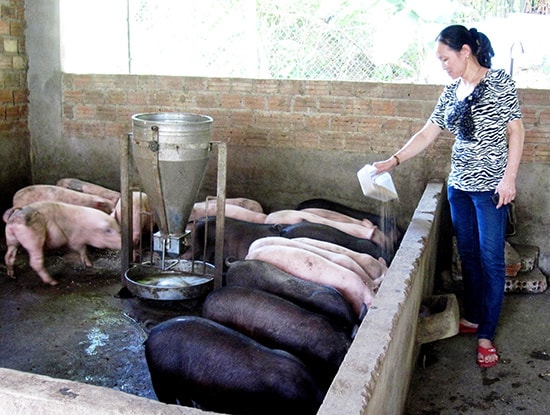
373;25;524;368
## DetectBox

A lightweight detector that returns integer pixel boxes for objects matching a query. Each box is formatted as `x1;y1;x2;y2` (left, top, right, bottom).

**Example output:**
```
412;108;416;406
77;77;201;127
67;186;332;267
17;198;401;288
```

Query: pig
184;216;283;265
13;185;115;214
193;197;264;213
280;221;390;263
264;209;377;241
3;201;121;286
296;198;403;250
225;258;357;329
203;286;351;389
145;316;323;415
56;178;121;205
245;244;374;316
112;191;153;247
189;201;267;224
248;236;376;290
55;179;152;246
290;237;388;288
296;197;388;227
298;207;393;251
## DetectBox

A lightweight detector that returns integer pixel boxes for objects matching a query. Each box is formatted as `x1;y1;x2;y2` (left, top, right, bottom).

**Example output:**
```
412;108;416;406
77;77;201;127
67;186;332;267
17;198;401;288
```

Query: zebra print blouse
430;68;522;192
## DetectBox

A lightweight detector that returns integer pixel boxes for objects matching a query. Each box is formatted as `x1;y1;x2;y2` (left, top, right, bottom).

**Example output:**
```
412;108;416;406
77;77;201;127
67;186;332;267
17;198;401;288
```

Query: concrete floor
406;278;550;415
0;243;204;402
1;239;549;415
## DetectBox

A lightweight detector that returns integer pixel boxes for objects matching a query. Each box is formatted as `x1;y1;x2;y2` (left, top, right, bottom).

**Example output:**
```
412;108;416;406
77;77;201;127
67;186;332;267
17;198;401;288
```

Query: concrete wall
0;0;30;212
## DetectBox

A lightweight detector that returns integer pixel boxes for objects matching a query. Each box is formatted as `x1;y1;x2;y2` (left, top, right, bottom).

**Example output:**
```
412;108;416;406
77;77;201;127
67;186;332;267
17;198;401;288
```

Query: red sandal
477;344;499;368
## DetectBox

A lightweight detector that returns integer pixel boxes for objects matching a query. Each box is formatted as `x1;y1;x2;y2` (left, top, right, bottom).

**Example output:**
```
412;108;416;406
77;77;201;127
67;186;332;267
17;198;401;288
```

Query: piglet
3;201;121;286
13;184;115;214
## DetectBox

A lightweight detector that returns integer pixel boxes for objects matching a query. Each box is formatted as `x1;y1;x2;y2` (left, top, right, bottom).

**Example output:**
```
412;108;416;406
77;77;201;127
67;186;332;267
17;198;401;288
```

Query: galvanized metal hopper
131;112;213;241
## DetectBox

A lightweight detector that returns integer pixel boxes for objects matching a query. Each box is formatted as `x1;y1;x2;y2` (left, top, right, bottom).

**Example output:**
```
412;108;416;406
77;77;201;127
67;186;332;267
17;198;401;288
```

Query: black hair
436;24;494;68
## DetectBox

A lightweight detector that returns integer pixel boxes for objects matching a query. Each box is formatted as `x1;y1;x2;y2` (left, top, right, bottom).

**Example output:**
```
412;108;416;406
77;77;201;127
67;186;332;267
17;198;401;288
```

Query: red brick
266;95;290;111
10;21;23;37
230;79;254;93
96;106;117;121
127;90;148;106
0;89;12;103
255;79;280;94
319;131;345;150
207;78;231;93
370;100;395;116
305;114;330;130
331;115;356;132
292;96;318;113
219;93;243;109
12;89;26;104
74;104;96;119
107;90;127;105
295;131;320;149
279;80;304;96
83;90;105;105
538;110;550;126
318;96;348;114
0;21;8;35
303;82;330;96
148;91;173;106
195;93;219;108
244;95;266;111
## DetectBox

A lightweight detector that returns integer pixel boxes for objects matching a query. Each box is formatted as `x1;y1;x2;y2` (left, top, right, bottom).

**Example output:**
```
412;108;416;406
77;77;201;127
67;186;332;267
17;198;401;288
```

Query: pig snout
93;218;122;250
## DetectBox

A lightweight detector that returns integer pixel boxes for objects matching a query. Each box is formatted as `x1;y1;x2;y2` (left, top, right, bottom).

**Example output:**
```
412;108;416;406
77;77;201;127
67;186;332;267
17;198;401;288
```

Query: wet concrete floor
406;278;550;415
0;242;204;402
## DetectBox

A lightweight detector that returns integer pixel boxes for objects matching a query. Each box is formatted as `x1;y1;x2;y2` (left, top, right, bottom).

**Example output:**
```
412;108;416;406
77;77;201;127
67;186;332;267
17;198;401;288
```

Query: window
60;0;550;88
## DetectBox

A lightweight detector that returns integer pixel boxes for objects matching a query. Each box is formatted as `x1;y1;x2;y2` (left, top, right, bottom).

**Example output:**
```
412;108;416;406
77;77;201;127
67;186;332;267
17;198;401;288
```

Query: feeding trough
125;260;215;301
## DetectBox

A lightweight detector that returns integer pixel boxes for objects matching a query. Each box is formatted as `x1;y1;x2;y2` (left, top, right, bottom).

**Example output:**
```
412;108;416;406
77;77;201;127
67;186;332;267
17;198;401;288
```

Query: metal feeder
120;112;227;300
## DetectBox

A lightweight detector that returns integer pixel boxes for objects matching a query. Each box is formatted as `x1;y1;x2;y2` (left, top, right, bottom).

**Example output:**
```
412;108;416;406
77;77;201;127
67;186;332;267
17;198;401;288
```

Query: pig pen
0;181;444;415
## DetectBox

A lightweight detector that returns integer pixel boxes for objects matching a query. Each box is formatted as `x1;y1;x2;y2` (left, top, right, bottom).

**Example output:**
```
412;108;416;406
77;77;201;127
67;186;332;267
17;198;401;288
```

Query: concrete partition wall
0;182;444;415
319;181;443;415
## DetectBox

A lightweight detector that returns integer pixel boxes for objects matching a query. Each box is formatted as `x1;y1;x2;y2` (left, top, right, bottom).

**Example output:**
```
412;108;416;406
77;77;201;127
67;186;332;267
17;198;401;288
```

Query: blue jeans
447;186;508;341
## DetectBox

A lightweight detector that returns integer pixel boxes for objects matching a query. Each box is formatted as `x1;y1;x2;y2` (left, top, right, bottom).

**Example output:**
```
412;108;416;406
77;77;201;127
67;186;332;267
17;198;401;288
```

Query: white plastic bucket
357;164;398;202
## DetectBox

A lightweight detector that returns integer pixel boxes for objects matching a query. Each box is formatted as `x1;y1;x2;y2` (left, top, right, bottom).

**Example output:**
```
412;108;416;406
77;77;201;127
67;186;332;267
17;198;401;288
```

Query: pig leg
8;224;59;286
75;245;93;268
4;241;18;279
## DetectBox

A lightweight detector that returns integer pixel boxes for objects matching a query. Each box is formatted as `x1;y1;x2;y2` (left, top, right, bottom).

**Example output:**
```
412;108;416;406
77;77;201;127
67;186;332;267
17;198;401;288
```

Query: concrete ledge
0;368;204;415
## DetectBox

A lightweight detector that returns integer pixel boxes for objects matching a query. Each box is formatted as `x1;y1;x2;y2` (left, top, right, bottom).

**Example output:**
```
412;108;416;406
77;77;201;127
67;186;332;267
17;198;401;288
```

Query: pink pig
3;201;121;286
56;178;121;206
13;185;115;214
113;191;153;247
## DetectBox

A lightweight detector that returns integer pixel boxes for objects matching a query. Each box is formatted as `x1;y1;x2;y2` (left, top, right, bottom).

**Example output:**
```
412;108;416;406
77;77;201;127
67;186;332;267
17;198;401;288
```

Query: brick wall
0;0;26;135
62;74;549;171
0;0;30;210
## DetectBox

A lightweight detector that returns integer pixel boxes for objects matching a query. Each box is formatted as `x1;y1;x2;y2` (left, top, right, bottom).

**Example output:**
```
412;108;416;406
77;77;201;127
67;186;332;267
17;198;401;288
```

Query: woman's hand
495;177;516;208
373;156;399;174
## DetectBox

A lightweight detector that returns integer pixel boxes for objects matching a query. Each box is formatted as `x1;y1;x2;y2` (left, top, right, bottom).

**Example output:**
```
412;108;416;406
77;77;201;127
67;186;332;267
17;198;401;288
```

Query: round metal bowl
124;261;214;301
